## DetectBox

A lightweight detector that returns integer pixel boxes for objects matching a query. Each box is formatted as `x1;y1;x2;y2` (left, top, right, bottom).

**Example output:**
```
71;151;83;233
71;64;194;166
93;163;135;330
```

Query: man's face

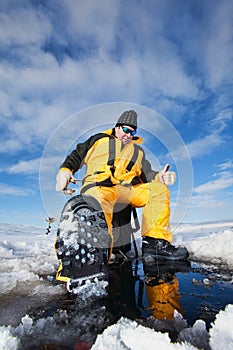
115;125;136;145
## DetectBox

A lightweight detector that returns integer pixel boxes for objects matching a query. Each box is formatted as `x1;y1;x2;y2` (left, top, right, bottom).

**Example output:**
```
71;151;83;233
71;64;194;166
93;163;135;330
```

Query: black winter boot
142;237;189;261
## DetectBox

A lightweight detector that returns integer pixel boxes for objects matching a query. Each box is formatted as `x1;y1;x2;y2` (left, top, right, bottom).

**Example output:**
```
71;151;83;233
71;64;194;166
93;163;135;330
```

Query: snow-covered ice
0;220;233;349
0;326;19;350
209;304;233;350
173;221;233;267
0;224;61;295
92;305;233;350
1;306;233;350
92;317;198;350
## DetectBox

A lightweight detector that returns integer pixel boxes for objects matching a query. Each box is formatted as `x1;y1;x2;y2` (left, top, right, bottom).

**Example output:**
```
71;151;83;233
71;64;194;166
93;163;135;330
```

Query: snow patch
69;278;108;299
0;224;58;294
92;317;197;349
30;284;64;295
173;221;233;267
184;230;233;266
0;270;39;294
0;326;19;350
91;304;233;350
209;304;233;350
178;319;210;350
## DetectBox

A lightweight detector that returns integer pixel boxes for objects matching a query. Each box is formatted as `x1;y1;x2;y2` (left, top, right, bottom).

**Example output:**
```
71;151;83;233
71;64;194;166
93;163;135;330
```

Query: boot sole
143;252;189;262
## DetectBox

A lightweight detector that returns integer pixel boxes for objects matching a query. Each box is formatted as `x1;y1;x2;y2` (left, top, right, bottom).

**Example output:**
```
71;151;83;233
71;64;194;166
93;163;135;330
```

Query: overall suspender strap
108;137;116;175
107;137;116;166
126;145;139;172
108;137;139;172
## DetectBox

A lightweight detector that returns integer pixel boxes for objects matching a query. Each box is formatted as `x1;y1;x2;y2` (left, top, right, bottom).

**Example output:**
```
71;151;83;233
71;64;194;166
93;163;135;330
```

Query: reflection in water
107;258;190;321
143;260;190;320
107;260;141;320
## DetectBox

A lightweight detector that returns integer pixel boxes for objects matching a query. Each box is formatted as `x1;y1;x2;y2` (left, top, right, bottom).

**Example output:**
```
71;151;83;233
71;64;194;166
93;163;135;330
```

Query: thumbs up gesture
158;164;176;186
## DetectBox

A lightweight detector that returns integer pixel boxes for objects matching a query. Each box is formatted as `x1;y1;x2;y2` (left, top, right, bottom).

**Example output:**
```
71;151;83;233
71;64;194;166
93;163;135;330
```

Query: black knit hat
115;110;138;130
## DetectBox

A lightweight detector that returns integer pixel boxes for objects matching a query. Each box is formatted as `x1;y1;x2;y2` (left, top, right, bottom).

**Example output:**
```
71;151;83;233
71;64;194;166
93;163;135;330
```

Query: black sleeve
60;133;109;173
140;151;158;183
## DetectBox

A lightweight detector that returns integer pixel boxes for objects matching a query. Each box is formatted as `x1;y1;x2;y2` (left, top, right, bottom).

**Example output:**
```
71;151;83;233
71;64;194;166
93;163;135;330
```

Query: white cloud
183;166;233;221
0;5;51;46
63;0;120;50
0;137;22;153
6;158;41;175
169;105;232;162
194;171;233;194
202;1;233;89
0;0;204;157
0;46;200;154
0;155;64;176
0;1;231;163
168;132;223;162
216;160;233;171
209;109;233;132
0;183;34;196
166;0;233;92
187;133;223;159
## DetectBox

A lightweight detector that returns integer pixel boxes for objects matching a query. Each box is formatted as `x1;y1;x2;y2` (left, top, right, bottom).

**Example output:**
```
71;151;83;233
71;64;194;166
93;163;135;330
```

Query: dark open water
105;258;233;329
1;258;233;349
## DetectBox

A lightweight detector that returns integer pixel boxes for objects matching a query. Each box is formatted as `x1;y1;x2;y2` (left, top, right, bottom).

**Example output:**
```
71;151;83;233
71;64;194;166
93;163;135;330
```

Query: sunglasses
121;126;137;136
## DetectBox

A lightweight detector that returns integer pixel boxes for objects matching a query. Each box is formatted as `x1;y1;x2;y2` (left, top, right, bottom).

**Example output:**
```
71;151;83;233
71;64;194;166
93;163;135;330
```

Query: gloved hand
158;165;176;186
55;167;77;192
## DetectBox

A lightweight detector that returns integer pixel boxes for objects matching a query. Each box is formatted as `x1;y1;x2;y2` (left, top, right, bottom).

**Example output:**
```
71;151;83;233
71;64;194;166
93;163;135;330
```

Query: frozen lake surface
0;222;233;349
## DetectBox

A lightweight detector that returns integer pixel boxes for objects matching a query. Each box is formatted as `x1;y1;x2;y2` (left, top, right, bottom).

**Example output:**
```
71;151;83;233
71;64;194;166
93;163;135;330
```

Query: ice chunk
0;326;19;350
91;317;199;349
209;304;233;350
178;319;209;349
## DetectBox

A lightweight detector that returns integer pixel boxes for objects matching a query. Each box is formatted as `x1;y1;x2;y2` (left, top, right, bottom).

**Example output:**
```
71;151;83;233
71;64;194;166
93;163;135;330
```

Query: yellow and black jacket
61;128;158;190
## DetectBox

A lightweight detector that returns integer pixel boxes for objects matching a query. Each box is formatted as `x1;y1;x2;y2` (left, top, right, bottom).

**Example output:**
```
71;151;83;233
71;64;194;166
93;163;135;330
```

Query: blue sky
0;0;232;227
